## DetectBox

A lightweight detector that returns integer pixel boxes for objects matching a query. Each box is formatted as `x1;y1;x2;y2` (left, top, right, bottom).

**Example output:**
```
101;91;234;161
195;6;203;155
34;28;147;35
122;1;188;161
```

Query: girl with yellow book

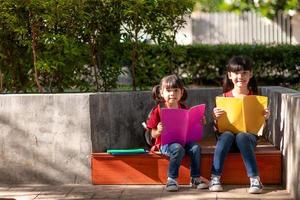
209;56;270;194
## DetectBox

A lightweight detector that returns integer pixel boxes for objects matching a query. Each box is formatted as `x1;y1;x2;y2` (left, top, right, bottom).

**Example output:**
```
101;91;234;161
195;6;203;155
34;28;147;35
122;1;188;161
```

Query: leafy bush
135;44;300;88
0;0;194;93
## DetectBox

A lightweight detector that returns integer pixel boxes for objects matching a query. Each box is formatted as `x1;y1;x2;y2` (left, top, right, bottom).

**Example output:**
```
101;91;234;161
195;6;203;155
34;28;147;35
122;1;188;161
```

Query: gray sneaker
166;178;178;192
248;177;263;194
209;175;223;192
190;177;209;189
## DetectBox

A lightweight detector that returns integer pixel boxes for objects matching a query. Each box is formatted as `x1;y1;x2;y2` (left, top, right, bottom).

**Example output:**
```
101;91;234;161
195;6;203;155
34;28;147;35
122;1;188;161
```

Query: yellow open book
216;95;268;135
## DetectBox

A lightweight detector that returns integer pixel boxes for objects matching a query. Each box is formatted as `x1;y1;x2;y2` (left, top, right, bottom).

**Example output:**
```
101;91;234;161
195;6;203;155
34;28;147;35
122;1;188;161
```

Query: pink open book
160;104;206;146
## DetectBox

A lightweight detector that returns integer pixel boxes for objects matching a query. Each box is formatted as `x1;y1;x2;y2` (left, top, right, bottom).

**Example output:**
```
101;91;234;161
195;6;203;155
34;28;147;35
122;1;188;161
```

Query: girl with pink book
146;74;208;192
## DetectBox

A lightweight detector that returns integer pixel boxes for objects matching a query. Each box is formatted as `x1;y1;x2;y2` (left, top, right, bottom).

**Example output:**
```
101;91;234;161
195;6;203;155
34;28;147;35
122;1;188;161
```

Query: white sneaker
249;176;263;194
190;177;209;189
166;177;178;192
209;175;223;192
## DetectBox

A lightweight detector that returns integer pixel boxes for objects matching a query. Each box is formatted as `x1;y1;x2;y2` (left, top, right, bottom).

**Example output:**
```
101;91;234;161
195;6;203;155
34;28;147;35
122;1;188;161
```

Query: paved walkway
0;184;293;200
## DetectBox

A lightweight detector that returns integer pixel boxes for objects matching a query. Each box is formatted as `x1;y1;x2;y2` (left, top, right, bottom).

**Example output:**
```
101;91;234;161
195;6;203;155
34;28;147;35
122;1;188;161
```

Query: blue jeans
211;131;259;177
161;142;201;179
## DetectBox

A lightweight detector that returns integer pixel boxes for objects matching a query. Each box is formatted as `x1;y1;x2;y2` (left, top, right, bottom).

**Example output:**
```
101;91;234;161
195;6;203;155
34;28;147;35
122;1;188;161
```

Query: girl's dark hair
223;55;258;94
151;74;187;103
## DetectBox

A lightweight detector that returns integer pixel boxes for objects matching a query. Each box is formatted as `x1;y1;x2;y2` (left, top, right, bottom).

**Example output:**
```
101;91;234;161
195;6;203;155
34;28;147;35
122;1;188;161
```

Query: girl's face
160;86;183;107
228;70;252;89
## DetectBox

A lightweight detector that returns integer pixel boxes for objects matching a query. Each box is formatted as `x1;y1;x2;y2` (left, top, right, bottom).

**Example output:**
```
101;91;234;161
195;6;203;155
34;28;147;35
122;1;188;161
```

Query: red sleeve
224;91;233;97
146;106;160;129
224;90;254;97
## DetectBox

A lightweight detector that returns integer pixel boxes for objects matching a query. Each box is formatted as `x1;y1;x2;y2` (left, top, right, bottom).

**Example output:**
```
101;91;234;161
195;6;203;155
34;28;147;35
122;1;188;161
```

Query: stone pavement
0;184;293;200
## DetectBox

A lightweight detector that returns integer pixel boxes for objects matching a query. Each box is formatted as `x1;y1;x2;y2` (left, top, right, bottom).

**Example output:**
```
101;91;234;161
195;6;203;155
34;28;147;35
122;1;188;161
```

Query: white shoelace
211;176;221;185
167;178;178;186
192;177;201;183
250;178;262;188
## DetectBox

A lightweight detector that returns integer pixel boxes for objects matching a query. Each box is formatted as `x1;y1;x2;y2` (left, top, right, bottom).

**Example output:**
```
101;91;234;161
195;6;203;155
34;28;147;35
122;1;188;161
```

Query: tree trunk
91;37;100;91
131;45;137;91
0;70;3;93
29;10;44;93
131;28;139;91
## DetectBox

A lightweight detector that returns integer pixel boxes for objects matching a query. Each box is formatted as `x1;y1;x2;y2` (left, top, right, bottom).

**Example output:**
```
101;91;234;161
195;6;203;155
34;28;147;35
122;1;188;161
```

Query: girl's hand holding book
263;108;270;119
157;122;163;134
213;107;225;120
201;117;207;125
151;122;164;138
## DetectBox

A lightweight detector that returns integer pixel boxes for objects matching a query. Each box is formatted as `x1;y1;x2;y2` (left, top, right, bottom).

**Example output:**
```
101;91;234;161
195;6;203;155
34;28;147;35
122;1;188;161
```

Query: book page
160;104;206;145
216;97;245;133
161;109;188;145
216;96;268;134
243;96;268;134
186;104;205;143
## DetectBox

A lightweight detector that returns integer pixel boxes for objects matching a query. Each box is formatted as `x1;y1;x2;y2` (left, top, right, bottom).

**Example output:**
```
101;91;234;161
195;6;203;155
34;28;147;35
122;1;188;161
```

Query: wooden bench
91;138;281;185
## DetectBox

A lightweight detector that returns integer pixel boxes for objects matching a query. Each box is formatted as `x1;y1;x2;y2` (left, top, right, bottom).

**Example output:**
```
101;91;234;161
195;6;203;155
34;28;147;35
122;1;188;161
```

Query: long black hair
151;74;187;104
223;55;258;94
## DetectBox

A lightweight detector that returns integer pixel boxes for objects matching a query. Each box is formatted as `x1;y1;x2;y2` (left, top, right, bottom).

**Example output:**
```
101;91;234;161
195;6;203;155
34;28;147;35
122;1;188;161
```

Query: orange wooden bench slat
91;149;281;185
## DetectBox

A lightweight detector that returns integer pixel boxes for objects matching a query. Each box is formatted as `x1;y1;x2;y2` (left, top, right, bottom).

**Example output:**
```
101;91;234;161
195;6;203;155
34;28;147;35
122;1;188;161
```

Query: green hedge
134;44;300;89
1;42;300;92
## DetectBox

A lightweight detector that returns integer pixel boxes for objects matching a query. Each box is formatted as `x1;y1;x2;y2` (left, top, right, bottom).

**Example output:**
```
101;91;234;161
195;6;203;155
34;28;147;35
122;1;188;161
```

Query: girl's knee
172;143;184;149
190;143;201;154
170;143;185;154
236;133;255;143
219;131;235;142
222;131;235;137
236;133;257;149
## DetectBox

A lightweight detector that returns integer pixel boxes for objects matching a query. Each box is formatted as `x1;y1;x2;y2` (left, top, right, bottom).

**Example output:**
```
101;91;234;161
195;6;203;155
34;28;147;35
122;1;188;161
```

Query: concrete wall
90;88;222;152
0;94;92;184
90;91;153;152
0;87;299;200
261;87;300;199
283;93;300;200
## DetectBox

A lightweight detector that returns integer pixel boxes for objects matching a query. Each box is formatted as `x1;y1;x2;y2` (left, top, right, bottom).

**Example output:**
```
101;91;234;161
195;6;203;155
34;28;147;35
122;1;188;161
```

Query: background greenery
0;0;299;93
0;0;194;92
195;0;299;18
131;44;300;90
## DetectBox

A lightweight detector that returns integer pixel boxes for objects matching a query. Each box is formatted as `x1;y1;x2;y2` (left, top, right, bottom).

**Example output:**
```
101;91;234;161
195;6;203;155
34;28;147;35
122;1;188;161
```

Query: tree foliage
0;0;194;92
120;0;194;90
